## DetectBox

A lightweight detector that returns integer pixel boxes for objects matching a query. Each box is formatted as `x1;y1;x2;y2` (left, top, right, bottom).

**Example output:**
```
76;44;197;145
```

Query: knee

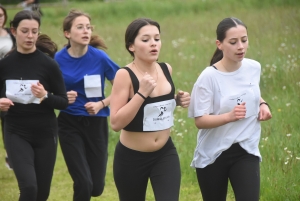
75;178;93;193
20;183;38;199
91;182;105;197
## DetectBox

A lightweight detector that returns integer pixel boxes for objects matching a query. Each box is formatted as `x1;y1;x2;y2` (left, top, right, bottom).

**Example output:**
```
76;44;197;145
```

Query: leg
150;139;181;201
5;131;38;201
229;151;260;201
85;117;108;197
195;146;235;201
34;134;58;201
58;113;92;201
113;141;150;201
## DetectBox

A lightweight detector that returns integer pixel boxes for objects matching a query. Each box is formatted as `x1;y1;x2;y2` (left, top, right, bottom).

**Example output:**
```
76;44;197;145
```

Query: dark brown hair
210;17;247;65
125;18;160;57
8;10;57;58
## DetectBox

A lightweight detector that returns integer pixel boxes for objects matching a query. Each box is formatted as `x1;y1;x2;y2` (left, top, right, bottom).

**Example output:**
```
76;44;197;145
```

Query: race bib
6;80;40;104
84;75;102;98
143;99;176;131
219;88;257;118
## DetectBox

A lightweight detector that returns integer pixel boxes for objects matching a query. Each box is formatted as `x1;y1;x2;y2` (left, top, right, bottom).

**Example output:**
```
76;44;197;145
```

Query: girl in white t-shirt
188;17;272;201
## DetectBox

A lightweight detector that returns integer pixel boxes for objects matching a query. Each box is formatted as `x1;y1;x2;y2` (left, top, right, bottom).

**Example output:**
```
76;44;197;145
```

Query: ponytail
210;48;223;66
36;34;57;58
89;35;107;50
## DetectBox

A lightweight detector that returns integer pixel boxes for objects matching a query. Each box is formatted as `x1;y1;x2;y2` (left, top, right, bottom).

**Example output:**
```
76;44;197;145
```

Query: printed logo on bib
143;99;176;131
219;89;258;118
6;80;40;104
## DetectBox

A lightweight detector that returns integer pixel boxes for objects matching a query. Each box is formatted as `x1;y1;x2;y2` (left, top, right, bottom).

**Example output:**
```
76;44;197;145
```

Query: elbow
58;99;69;110
110;118;122;132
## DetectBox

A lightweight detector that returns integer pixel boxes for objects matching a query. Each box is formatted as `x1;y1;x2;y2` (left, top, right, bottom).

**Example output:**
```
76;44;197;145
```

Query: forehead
137;25;160;36
18;19;39;28
72;16;90;25
225;25;247;39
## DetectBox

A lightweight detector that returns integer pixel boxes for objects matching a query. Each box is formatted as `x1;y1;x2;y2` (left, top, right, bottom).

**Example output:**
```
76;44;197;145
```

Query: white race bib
143;99;176;131
219;89;257;118
84;75;102;98
6;80;40;104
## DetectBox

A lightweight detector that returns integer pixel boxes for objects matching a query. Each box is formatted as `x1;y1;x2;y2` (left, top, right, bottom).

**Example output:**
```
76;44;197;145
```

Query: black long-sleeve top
0;49;68;128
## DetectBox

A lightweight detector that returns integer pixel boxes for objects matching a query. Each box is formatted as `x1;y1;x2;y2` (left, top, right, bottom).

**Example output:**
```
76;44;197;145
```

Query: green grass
1;0;300;200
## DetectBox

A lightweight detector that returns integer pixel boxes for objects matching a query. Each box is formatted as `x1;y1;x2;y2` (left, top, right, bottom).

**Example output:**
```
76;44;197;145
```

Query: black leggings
5;123;57;201
196;143;260;201
113;137;181;201
58;112;108;201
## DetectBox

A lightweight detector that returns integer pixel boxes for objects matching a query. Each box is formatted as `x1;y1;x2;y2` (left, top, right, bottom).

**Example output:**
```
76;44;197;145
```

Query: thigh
58;114;91;182
150;145;181;201
229;153;260;201
113;141;149;201
196;153;230;201
5;132;37;192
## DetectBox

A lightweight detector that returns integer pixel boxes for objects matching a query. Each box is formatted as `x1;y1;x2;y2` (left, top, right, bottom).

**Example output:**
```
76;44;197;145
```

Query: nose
237;40;244;49
27;31;34;37
150;39;157;46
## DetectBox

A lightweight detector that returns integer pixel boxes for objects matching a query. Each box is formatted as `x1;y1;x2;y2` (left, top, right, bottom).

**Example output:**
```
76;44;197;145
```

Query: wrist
100;100;106;108
260;101;271;111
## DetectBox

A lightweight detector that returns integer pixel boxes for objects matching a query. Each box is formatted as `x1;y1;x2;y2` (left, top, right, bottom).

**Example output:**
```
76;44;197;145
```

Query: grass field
0;0;300;200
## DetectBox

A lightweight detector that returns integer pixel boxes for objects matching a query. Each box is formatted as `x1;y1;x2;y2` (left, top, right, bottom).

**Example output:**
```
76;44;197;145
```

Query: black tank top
123;62;176;132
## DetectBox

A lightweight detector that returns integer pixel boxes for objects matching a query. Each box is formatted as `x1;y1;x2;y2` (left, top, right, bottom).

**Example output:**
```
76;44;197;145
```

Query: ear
128;43;134;52
64;31;70;39
10;27;16;37
216;40;222;51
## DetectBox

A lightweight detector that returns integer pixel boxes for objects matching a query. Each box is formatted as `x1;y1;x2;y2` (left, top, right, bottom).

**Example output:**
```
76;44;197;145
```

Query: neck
67;43;88;58
220;59;241;72
133;60;156;73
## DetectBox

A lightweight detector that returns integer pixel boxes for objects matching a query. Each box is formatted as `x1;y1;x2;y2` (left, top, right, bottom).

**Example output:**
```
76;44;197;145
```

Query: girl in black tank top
110;18;190;201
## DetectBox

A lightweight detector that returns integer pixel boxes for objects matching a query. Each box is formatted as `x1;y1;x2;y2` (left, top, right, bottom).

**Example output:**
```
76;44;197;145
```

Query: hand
258;104;272;121
31;82;47;98
176;90;190;108
138;72;157;97
67;90;77;104
0;98;14;111
227;102;247;122
84;102;102;115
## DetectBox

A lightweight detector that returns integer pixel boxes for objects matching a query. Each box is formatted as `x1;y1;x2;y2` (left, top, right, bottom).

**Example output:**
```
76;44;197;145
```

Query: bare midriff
120;129;170;152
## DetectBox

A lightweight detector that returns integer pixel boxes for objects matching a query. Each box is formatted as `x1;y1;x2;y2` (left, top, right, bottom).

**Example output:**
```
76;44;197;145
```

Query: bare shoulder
164;62;173;75
113;67;132;88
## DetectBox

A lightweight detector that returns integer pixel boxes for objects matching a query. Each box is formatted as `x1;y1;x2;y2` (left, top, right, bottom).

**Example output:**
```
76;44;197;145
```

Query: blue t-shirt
55;45;119;117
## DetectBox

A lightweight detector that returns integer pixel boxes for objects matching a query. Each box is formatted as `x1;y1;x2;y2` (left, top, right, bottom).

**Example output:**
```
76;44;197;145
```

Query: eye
87;26;93;30
155;38;160;41
242;40;248;43
142;39;148;42
76;25;84;30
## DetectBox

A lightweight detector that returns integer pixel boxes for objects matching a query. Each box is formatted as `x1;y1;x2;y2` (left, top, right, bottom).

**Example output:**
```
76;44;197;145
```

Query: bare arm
110;69;156;132
194;102;247;129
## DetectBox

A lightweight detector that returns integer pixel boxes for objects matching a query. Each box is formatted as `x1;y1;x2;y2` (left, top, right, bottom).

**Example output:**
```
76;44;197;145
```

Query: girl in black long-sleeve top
0;10;68;201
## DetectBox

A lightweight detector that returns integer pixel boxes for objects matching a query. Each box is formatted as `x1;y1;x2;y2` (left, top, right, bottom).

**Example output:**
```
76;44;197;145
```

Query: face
12;19;39;54
217;25;248;62
0;8;5;28
64;16;92;46
129;25;161;62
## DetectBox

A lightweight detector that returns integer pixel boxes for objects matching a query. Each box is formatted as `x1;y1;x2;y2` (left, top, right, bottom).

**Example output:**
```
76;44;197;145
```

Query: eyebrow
141;34;160;37
229;36;248;40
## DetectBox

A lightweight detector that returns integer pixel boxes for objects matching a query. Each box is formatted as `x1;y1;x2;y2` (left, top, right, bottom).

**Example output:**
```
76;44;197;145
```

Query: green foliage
1;0;300;200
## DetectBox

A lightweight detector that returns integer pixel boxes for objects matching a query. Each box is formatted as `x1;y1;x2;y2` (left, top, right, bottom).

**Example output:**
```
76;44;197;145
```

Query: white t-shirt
188;58;262;168
0;34;13;59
